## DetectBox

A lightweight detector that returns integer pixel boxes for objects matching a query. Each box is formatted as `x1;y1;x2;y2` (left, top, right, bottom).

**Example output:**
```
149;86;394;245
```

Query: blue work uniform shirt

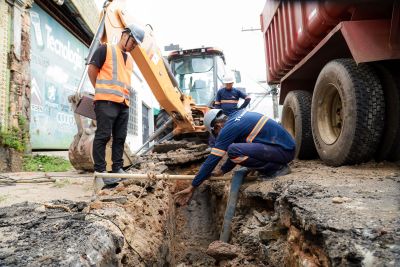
214;87;249;116
192;110;296;187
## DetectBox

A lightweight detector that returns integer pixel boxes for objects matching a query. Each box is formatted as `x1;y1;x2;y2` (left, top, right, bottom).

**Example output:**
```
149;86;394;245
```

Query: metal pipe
158;131;174;143
140;131;174;155
94;172;231;181
134;118;173;155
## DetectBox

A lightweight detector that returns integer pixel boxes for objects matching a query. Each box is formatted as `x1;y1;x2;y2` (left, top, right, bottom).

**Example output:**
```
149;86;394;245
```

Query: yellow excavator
68;0;218;171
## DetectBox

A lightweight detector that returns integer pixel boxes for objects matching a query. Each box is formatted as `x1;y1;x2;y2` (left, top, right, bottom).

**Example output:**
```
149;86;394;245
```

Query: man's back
215;110;295;151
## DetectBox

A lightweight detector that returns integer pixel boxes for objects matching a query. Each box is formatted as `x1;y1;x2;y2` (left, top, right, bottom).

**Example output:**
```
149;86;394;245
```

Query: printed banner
30;4;90;149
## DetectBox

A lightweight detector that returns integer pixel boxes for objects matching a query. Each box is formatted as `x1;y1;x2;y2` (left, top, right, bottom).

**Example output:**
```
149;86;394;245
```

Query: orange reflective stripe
246;116;269;143
211;148;226;157
231;156;248;164
214;101;221;104
221;100;239;104
96;79;133;90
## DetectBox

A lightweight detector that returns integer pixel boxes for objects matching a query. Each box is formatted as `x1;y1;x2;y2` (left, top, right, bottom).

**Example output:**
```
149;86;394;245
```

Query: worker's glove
174;185;195;206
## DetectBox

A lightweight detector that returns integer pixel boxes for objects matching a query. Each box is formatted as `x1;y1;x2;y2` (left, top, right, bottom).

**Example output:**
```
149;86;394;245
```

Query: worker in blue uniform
175;109;296;205
214;73;251;116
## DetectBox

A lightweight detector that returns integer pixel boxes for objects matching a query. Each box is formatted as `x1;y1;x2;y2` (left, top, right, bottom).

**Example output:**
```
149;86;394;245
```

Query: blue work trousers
227;143;295;173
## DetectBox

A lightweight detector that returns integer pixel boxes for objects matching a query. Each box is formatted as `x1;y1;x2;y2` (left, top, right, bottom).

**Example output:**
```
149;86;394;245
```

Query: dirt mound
239;160;400;266
130;141;210;172
0;176;174;266
1;159;399;266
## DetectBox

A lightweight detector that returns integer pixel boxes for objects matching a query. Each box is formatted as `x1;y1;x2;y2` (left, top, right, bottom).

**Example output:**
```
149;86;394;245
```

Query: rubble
130;140;210;171
206;240;240;260
237;160;400;266
0;159;399;266
331;196;352;204
0;201;124;267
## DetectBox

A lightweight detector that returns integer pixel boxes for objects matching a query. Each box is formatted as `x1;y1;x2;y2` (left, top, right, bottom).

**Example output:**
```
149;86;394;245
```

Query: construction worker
88;24;145;188
214;72;251;116
175;109;296;205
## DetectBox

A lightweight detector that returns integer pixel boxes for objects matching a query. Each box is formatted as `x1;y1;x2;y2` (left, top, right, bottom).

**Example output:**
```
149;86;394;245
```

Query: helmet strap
123;35;131;52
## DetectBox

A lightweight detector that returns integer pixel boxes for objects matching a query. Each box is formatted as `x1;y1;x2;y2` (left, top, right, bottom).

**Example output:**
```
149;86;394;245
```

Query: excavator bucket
68;93;134;172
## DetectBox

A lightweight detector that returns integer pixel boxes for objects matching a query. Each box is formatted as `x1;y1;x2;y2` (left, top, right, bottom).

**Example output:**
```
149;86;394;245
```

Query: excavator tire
311;59;385;166
281;90;317;159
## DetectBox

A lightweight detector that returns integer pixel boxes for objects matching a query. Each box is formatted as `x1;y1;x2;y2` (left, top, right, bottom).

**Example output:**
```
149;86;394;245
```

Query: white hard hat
204;109;223;133
222;73;235;84
123;24;145;44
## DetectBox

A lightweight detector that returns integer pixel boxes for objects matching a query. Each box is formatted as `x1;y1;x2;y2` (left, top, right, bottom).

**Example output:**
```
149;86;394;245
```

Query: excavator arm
68;0;207;171
101;0;206;134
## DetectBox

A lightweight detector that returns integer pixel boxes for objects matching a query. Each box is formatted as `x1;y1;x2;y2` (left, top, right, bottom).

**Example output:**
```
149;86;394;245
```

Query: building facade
0;0;158;171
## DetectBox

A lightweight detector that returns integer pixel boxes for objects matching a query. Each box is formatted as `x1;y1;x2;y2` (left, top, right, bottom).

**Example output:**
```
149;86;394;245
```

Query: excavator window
174;56;213;74
172;56;215;105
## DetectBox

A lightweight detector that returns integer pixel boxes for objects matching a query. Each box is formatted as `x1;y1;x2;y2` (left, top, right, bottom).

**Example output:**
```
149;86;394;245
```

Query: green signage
30;4;89;149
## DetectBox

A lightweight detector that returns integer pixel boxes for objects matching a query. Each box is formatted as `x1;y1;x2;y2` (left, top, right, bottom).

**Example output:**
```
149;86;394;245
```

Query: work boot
112;168;126;174
258;165;291;180
244;169;258;181
101;170;121;188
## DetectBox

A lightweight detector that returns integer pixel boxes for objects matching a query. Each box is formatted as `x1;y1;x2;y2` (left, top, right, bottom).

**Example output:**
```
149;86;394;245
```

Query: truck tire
282;90;317;159
311;59;385;166
155;109;173;140
373;64;400;161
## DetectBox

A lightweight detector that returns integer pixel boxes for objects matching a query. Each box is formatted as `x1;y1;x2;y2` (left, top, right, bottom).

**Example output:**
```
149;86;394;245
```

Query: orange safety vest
94;44;133;106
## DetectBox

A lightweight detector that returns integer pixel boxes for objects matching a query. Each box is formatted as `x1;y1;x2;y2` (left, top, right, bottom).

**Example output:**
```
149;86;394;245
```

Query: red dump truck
261;0;400;166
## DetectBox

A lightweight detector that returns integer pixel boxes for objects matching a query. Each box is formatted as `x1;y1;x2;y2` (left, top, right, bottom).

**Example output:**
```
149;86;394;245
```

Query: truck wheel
282;90;317;159
373;64;400;161
311;59;385;166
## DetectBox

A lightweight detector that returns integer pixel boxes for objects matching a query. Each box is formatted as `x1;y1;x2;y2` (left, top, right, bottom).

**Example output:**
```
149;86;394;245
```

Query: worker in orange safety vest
88;24;145;188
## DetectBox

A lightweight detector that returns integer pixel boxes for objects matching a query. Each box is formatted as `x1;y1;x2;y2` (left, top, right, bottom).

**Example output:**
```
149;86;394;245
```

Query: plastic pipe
219;167;247;242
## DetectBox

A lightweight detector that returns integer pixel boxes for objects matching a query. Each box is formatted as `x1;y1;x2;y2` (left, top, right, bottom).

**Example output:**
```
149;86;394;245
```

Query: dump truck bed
260;0;395;83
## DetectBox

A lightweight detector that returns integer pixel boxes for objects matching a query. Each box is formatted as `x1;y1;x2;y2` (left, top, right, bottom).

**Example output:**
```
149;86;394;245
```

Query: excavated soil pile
0;177;174;266
130;141;210;171
0;159;399;266
226;160;400;266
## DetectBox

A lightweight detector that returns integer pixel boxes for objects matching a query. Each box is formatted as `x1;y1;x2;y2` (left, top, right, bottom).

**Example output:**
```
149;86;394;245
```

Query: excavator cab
168;47;227;107
152;47;230;142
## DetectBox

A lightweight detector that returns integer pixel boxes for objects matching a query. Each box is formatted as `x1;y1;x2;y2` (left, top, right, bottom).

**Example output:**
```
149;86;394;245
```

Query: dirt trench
0;159;399;266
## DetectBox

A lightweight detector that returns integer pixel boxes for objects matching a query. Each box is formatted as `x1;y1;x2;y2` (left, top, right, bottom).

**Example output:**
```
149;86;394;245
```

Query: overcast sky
94;0;267;83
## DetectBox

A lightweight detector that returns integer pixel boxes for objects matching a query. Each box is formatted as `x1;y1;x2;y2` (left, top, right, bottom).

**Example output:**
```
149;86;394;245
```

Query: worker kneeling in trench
175;108;296;206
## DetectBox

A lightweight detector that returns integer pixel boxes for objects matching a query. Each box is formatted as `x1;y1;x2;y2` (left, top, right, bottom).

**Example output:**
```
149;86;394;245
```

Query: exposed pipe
219;167;247;242
133;118;173;155
94;172;230;181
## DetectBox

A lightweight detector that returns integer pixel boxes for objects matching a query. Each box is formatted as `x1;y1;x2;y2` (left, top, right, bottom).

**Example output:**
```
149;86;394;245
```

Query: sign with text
30;4;89;149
